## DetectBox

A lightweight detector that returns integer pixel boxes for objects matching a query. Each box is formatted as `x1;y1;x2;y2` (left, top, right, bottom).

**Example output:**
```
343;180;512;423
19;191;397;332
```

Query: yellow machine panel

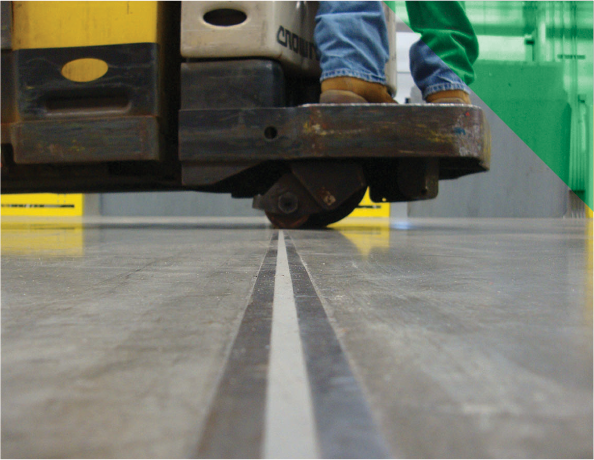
1;193;84;217
12;1;159;49
348;189;391;218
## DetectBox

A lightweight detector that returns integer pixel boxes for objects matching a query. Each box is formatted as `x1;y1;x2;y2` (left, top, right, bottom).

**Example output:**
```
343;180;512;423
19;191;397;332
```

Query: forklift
0;1;490;228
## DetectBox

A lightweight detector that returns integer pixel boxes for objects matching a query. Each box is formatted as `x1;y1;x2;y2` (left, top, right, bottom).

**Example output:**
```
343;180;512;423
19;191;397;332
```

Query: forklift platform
1;216;591;458
3;102;490;229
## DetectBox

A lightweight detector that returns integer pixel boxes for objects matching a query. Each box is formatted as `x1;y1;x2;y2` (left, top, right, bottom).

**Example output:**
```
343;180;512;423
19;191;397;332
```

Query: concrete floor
1;216;592;458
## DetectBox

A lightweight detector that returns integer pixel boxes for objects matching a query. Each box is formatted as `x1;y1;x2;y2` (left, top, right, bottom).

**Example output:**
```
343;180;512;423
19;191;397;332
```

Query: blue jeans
314;1;470;98
409;40;469;98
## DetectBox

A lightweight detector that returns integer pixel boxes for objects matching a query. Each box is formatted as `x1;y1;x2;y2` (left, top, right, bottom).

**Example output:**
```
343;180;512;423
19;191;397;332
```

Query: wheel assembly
253;161;367;229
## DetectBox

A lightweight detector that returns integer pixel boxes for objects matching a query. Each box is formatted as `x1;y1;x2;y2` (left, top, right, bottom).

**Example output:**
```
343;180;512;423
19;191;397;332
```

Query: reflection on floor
2;217;592;458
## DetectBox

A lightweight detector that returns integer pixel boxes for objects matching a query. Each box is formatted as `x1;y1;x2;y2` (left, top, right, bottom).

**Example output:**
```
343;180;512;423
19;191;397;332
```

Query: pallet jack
1;2;490;228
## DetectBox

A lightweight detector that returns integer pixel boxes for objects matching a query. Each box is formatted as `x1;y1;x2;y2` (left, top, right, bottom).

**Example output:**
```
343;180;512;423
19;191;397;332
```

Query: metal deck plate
180;103;490;179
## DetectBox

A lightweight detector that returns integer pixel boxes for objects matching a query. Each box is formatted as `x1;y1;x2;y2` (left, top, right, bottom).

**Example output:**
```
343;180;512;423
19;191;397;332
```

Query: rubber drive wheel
265;187;366;229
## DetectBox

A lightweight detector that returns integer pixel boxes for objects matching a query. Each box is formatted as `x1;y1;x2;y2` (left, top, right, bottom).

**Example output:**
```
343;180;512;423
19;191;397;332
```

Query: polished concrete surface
2;216;592;458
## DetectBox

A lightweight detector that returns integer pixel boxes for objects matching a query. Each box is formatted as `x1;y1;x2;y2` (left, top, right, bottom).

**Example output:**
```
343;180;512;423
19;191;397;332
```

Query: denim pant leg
314;1;389;85
405;1;478;98
409;40;470;99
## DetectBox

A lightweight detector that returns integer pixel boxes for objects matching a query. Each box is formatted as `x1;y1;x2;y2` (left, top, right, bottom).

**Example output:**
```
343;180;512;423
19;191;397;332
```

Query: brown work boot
426;90;471;104
320;77;395;103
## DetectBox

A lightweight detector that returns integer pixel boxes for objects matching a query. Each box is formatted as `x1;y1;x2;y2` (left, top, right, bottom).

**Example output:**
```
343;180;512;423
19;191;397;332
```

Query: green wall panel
387;1;593;211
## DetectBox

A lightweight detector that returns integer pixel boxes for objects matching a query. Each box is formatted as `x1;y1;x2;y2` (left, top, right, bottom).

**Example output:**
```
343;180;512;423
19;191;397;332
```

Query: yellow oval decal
61;58;108;82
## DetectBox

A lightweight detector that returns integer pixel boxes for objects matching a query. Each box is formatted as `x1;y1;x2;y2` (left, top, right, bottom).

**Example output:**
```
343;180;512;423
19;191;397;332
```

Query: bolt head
278;192;299;214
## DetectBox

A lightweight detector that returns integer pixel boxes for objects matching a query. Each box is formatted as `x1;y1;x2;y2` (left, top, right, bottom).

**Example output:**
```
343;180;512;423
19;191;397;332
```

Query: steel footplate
179;103;491;179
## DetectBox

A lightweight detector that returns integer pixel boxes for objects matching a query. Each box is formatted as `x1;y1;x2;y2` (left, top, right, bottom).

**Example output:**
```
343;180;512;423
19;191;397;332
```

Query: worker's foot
320;77;395;104
426;90;471;104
